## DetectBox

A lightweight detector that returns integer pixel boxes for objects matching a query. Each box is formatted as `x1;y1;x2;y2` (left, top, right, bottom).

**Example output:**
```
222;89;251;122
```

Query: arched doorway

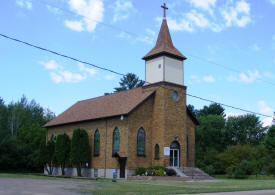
170;141;180;167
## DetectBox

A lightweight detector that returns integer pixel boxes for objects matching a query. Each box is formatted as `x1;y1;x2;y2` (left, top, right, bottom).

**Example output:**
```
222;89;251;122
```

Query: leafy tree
55;134;70;175
197;103;225;117
264;125;275;151
70;128;90;176
114;73;145;92
187;104;198;116
0;98;8;141
40;139;55;175
224;114;266;146
196;114;225;152
0;136;18;171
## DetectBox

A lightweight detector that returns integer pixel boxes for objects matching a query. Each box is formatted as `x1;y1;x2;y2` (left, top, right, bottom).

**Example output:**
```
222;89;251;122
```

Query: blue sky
0;0;274;126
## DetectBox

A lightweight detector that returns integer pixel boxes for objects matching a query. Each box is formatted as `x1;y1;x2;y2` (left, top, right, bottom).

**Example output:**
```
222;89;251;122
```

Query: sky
0;0;275;126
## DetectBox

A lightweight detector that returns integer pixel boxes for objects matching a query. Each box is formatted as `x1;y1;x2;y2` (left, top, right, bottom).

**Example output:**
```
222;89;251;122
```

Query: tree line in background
0;96;90;176
188;103;275;178
0;96;54;172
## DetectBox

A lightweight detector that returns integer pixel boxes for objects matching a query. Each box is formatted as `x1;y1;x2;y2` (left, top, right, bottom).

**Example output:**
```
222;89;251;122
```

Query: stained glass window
112;127;120;155
155;144;160;160
137;128;145;156
94;129;100;156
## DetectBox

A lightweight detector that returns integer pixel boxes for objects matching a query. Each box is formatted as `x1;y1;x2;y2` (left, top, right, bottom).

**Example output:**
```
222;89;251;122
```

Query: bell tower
142;3;187;86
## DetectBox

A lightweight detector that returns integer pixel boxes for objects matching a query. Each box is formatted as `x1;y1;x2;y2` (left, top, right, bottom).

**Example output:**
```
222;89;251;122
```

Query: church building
44;4;199;179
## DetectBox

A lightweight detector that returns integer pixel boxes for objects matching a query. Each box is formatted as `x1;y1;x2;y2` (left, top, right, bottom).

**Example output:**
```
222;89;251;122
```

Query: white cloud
146;28;156;36
251;44;260;51
262;117;273;127
164;17;194;32
65;0;104;32
228;70;261;84
40;60;60;70
189;0;216;14
16;0;32;10
268;0;275;5
203;75;215;83
258;100;273;115
104;75;116;80
226;112;241;119
60;71;86;83
186;10;210;28
112;0;134;22
78;63;97;76
50;72;63;83
64;20;84;32
221;0;251;27
46;5;62;15
258;100;273;127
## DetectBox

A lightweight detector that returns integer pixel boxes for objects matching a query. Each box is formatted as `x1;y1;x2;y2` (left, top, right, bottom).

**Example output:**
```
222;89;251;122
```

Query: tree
17;123;46;171
196;114;225;152
55;134;70;175
114;73;145;92
264;125;275;151
40;139;55;175
197;103;225;117
70;128;90;176
187;104;198;116
0;98;8;141
224;114;266;146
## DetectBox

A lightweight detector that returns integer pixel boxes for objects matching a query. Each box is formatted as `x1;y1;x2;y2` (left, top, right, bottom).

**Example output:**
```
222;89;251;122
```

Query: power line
36;0;275;87
0;33;272;118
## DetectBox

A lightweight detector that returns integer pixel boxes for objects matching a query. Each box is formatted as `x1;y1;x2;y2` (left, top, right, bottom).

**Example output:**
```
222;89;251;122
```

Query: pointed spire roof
143;18;186;61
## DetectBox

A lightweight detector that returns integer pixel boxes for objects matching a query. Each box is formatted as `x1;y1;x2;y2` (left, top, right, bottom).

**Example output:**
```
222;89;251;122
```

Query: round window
172;91;179;101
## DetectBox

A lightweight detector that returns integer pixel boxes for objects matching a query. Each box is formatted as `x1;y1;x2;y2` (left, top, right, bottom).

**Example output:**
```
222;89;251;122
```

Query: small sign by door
164;147;170;156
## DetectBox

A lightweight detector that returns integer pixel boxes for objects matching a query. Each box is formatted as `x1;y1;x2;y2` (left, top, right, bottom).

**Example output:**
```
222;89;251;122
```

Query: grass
1;173;275;194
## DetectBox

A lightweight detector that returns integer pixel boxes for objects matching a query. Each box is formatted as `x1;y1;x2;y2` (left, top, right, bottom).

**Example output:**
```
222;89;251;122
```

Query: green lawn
1;173;275;195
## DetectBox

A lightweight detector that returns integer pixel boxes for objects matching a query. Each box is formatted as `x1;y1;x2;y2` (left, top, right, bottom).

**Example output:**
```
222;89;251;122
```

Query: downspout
104;119;107;178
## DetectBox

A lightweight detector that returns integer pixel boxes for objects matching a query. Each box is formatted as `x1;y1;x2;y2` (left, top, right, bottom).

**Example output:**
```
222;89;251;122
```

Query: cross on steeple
161;3;168;18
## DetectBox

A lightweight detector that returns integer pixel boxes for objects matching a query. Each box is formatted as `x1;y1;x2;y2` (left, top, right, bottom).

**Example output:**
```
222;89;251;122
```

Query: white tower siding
145;56;183;85
164;56;183;85
145;56;164;84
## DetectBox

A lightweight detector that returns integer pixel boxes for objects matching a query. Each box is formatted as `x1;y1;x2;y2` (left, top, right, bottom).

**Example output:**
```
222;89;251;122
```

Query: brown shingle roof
44;87;155;127
142;18;187;61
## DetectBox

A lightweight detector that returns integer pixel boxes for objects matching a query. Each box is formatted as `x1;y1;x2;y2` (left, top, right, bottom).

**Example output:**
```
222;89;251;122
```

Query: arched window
112;127;120;155
94;129;100;156
155;144;160;160
50;134;56;142
137;128;145;156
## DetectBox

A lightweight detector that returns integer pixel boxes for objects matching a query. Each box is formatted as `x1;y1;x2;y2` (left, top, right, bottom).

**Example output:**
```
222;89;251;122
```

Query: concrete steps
168;167;214;180
180;167;214;180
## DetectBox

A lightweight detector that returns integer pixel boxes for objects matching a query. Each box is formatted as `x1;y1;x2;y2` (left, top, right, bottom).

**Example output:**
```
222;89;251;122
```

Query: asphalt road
182;190;275;195
0;177;87;195
1;177;275;195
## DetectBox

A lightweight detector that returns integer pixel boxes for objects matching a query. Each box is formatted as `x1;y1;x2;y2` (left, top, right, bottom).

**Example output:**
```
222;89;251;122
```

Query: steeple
143;4;186;61
143;3;186;86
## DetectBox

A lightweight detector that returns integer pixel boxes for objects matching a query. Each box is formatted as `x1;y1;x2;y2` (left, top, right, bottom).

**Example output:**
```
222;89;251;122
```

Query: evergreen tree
114;73;145;92
40;139;55;175
70;128;90;176
55;134;70;175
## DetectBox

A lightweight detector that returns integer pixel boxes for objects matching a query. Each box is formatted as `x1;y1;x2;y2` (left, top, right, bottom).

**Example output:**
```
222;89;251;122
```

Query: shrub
146;166;166;176
155;169;164;176
266;159;275;176
135;167;146;176
203;165;215;176
233;160;253;179
55;133;70;175
166;168;177;176
70;128;90;177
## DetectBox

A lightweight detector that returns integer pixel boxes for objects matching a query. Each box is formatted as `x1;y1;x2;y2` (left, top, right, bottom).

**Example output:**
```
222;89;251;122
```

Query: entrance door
169;141;180;167
118;158;127;178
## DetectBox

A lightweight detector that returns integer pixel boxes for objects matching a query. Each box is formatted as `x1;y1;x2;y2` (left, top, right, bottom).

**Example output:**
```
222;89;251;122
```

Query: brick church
44;4;199;179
